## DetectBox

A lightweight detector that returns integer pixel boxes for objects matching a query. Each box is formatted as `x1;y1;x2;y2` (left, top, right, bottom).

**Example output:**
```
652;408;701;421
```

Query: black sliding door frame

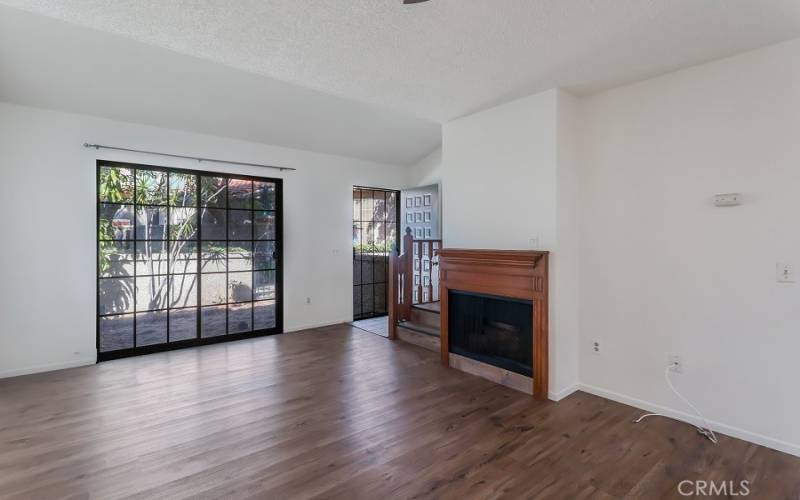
96;160;283;361
353;186;400;321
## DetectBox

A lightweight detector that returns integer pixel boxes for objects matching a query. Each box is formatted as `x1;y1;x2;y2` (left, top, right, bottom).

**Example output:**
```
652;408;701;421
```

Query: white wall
553;90;581;399
440;89;580;399
0;102;408;377
408;147;442;188
406;148;443;242
442;90;558;250
578;38;800;455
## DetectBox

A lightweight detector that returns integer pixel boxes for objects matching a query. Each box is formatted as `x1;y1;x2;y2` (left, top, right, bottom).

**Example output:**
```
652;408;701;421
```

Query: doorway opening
352;187;399;332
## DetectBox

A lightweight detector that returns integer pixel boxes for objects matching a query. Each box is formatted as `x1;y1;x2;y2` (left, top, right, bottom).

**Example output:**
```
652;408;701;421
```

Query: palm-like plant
99;168;234;315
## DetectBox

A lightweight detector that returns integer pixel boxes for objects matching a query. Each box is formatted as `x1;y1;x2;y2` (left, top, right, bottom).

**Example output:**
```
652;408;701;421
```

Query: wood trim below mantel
436;248;547;268
438;248;549;399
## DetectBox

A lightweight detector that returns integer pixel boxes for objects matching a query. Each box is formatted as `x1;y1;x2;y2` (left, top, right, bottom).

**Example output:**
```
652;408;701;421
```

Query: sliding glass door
97;160;282;360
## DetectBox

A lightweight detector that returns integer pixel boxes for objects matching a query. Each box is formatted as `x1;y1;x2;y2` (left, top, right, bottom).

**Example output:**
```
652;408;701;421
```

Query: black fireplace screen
448;290;533;377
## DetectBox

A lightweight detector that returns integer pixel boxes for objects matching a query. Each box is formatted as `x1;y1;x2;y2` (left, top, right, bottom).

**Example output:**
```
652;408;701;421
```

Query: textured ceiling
2;0;800;122
0;6;441;166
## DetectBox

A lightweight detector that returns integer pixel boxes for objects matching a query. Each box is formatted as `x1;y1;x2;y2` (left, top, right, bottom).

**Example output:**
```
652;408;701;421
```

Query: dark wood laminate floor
1;324;798;499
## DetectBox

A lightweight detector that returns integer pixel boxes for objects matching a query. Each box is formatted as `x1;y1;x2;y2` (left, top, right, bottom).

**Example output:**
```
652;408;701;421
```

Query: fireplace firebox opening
448;290;533;377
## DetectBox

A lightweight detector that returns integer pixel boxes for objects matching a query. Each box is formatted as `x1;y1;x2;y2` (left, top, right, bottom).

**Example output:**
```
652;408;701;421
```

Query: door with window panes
97;161;282;360
353;187;399;320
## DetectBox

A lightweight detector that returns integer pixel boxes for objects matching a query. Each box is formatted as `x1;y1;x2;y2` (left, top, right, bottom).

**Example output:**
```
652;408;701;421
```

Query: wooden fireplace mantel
438;248;549;399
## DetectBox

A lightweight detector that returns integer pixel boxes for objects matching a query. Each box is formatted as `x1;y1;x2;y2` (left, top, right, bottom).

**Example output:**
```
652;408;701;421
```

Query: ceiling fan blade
403;0;430;4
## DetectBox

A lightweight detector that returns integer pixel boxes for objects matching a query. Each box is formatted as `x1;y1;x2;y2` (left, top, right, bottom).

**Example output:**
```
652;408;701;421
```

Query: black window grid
97;160;282;361
352;187;399;321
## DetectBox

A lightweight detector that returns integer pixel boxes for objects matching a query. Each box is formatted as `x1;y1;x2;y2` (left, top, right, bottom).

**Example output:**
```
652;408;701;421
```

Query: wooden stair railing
388;227;441;340
388;251;399;339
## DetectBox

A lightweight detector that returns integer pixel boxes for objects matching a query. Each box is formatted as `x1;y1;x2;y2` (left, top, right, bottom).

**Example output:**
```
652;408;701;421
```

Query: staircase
396;302;440;352
388;228;442;353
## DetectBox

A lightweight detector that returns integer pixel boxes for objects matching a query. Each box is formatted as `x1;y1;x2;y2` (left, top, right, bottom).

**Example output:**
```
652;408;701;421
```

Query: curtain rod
83;143;295;172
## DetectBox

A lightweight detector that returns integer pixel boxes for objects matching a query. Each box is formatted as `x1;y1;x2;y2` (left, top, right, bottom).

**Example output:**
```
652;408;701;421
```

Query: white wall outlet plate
591;339;600;355
777;263;795;283
713;193;742;207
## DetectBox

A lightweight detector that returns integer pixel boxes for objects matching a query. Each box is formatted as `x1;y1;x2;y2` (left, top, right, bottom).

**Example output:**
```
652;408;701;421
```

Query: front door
352;187;399;320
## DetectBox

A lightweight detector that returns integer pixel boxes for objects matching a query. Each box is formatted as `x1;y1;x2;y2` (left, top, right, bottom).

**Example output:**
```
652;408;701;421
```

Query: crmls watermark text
678;480;750;496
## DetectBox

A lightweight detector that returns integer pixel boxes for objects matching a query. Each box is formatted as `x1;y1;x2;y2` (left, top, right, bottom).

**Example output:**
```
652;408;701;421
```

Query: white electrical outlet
306;297;312;305
777;263;795;283
668;354;682;373
591;339;601;355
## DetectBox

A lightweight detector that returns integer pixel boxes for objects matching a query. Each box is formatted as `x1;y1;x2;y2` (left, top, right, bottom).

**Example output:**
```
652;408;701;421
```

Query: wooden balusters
388;251;398;339
401;228;414;320
387;227;442;339
412;239;440;305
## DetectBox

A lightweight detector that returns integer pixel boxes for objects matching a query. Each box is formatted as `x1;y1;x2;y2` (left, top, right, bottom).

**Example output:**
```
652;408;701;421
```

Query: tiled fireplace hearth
438;249;549;399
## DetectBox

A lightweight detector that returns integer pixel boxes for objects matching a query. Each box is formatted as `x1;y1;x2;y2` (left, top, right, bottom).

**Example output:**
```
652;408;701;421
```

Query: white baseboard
578;383;800;458
549;383;579;402
0;357;96;380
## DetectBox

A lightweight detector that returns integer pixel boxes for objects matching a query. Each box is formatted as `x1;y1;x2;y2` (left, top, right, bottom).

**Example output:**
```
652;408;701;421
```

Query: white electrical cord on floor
633;362;718;444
